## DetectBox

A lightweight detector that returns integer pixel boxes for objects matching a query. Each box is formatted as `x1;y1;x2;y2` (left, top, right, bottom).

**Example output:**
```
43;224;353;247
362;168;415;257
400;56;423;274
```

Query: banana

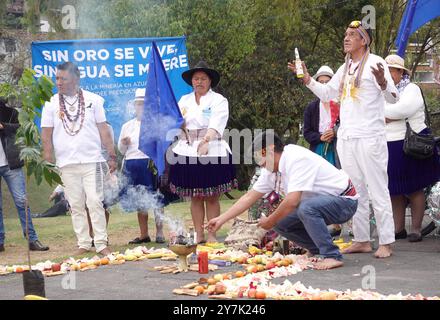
24;295;48;300
145;253;163;259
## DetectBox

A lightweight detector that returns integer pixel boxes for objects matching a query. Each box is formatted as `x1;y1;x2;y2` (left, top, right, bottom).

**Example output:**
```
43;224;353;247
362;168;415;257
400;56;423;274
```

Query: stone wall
0;29;48;84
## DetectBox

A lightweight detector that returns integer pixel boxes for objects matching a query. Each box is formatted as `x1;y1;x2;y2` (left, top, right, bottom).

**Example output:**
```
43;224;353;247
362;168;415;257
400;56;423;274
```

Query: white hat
134;88;146;102
313;66;334;80
385;54;411;75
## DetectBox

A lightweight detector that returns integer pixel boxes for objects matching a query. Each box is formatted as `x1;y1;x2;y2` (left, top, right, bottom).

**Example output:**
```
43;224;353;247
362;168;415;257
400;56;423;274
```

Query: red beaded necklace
59;89;86;136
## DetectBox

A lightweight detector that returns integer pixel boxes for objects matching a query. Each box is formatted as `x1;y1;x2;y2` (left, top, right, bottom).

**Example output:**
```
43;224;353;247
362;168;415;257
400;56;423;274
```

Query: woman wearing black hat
169;61;237;244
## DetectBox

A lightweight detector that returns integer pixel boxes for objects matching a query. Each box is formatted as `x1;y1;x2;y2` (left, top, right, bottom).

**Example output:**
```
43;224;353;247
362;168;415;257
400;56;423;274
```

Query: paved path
1;237;439;300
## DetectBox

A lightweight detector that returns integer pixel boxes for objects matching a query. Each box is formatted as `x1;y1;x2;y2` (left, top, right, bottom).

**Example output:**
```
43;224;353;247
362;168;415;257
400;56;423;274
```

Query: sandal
128;236;151;245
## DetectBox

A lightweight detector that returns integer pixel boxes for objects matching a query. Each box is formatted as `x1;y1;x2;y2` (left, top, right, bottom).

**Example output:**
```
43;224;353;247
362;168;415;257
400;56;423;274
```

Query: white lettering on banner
114;48;124;60
125;48;135;60
78;66;111;79
139;63;149;76
138;47;150;59
33;65;57;78
158;44;177;56
114;48;135;60
42;50;69;62
73;49;111;62
114;64;135;77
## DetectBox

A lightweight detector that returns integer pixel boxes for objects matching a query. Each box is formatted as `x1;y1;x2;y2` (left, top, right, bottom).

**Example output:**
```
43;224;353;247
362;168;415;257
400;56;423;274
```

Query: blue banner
396;0;440;57
31;37;192;138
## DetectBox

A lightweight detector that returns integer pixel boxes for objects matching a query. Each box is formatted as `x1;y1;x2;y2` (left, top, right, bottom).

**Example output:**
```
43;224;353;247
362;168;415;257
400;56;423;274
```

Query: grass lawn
1;185;246;266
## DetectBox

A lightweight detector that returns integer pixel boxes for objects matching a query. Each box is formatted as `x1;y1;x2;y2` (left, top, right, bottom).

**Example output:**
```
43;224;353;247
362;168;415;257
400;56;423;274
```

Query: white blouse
385;83;426;142
172;89;231;157
118;118;149;160
318;101;332;134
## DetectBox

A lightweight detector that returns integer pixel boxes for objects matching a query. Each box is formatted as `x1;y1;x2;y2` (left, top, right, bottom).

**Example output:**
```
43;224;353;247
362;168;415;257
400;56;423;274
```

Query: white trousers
60;163;108;252
337;135;395;245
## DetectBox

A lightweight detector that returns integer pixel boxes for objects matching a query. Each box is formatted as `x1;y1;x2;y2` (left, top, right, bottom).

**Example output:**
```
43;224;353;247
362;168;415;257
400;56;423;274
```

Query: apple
51;263;61;272
215;283;227;295
265;261;276;270
248;288;257;299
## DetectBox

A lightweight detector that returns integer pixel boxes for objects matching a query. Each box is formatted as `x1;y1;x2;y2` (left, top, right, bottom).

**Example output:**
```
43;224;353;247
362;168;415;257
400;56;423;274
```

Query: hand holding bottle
288;61;311;85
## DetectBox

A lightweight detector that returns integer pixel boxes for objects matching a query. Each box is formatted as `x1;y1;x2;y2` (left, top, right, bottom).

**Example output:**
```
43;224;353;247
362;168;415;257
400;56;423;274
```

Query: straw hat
385;55;411;75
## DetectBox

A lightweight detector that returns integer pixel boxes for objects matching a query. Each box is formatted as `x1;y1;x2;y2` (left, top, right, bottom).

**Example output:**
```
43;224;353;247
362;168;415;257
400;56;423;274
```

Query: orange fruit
80;262;88;269
222;274;232;280
207;278;217;285
235;271;245;278
93;260;101;266
100;257;109;265
255;290;267;300
15;267;24;273
194;286;205;295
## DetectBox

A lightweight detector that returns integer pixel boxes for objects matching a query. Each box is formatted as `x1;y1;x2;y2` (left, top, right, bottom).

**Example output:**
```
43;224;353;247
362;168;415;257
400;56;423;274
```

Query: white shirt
172;89;231;157
0;141;7;167
318;101;332;134
252;145;358;200
307;53;399;139
41;90;107;168
385;83;427;142
118;118;149;160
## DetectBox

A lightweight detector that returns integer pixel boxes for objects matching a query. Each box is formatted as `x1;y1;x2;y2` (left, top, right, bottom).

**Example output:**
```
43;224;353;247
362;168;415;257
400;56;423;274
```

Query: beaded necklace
59;89;86;136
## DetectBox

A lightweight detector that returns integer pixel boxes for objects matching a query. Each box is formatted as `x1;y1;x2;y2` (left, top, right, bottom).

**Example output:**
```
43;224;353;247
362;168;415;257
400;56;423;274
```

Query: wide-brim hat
182;61;221;88
313;66;335;80
385;54;411;75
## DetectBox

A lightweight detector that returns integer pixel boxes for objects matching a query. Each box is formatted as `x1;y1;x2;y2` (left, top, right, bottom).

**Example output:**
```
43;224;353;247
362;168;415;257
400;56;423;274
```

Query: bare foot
98;247;112;256
374;245;392;258
74;248;90;256
313;258;344;270
341;242;373;254
207;232;217;244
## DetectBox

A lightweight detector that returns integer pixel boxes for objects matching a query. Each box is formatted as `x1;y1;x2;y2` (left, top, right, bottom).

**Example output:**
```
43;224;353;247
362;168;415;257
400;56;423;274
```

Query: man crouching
208;131;359;270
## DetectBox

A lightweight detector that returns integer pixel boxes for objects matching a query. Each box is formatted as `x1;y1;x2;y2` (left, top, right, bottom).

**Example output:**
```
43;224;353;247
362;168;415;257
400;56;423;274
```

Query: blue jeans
274;195;358;260
0;165;38;244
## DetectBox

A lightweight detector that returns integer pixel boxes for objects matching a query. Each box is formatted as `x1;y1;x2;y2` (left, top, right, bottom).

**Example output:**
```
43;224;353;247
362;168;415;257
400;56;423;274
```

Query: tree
0;69;62;187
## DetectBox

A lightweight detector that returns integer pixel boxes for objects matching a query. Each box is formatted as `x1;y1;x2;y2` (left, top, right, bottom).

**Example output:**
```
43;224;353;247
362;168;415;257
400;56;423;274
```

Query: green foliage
0;69;62;187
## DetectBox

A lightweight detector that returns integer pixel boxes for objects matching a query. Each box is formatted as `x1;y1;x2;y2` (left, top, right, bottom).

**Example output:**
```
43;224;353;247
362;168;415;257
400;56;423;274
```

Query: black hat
182;61;220;88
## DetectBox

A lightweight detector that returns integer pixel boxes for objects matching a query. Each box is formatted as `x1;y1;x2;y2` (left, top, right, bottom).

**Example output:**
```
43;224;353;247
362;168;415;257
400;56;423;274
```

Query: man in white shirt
41;62;116;256
288;20;399;258
208;132;359;270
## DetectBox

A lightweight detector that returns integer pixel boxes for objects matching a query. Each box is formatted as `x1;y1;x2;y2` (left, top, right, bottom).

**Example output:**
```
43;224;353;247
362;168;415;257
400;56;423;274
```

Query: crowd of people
0;20;438;268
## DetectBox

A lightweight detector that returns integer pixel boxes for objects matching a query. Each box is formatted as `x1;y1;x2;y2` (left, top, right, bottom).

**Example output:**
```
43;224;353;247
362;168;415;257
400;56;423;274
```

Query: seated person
32;185;69;218
208;131;359;270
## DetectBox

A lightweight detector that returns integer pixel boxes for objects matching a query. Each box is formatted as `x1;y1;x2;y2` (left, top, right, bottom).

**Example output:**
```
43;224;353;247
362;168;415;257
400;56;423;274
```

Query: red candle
198;251;209;274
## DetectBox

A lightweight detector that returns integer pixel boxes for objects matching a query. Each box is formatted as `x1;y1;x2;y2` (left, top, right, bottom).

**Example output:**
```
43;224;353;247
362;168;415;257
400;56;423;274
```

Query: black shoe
0;244;4;252
408;233;422;242
395;229;407;239
155;236;166;244
128;236;151;245
29;240;49;251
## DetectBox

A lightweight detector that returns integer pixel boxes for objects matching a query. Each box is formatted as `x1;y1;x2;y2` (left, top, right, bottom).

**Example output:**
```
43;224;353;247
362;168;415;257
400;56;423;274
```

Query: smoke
103;168;187;236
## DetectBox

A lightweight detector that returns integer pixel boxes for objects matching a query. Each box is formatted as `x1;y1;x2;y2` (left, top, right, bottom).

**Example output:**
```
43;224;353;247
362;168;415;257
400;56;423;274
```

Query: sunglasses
349;20;362;28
